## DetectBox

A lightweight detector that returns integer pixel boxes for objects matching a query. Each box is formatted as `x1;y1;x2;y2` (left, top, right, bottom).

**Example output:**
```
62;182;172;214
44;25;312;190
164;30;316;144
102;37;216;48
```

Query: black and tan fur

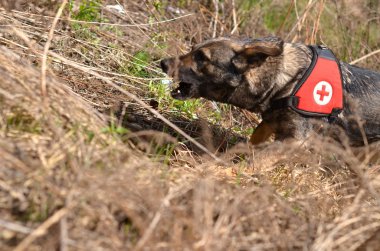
160;37;380;146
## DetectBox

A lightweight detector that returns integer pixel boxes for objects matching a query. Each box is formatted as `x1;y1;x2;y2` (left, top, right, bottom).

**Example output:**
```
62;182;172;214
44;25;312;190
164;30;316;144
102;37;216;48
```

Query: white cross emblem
313;81;333;105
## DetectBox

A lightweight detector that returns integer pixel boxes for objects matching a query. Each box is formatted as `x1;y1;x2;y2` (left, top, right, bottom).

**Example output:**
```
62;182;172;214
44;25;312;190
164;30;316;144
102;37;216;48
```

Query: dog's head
160;36;284;105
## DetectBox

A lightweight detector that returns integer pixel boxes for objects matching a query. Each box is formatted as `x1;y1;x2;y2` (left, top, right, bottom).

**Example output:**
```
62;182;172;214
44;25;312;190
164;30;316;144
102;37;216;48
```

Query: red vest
271;45;343;119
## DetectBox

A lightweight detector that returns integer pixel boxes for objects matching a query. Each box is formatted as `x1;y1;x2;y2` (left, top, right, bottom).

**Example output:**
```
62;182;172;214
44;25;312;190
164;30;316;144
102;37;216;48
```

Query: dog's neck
273;43;313;98
227;43;313;113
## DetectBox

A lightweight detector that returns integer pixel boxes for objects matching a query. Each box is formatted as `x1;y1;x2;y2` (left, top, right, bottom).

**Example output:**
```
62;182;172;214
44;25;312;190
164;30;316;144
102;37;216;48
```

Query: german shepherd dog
160;37;380;146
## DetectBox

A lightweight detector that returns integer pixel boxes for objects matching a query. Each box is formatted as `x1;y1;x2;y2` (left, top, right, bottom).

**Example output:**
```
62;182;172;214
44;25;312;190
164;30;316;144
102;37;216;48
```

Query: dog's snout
160;58;172;74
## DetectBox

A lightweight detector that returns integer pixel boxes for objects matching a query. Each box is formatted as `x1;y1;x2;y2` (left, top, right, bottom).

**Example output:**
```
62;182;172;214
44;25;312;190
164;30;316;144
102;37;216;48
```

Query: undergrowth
0;0;379;250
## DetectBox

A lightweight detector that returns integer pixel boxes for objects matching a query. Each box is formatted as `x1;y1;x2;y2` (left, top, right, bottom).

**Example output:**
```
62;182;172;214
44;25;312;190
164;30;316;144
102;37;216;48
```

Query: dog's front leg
250;121;274;145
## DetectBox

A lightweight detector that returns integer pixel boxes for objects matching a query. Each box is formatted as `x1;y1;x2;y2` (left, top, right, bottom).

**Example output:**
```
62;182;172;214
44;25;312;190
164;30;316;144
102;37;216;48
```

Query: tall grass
0;1;379;250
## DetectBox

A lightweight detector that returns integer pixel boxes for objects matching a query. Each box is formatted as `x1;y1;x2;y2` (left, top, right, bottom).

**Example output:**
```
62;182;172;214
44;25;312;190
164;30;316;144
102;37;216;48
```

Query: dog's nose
160;58;172;74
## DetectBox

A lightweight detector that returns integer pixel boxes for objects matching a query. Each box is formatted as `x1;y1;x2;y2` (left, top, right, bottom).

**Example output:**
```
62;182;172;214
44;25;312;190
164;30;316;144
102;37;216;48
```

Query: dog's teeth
161;79;172;85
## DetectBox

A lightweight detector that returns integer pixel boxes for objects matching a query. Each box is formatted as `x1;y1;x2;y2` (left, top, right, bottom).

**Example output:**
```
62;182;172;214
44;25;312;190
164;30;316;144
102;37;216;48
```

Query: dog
160;37;380;146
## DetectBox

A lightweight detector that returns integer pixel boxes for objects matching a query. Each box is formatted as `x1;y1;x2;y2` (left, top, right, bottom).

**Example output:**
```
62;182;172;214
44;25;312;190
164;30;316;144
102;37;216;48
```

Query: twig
14;208;68;251
212;0;219;38
333;221;380;251
276;0;295;35
59;218;68;251
241;110;260;127
0;148;30;172
134;187;188;250
350;49;380;65
0;219;32;234
294;0;300;20
0;87;22;99
41;0;68;99
134;209;162;250
230;0;238;34
122;3;162;51
286;0;316;42
310;0;325;44
60;192;72;251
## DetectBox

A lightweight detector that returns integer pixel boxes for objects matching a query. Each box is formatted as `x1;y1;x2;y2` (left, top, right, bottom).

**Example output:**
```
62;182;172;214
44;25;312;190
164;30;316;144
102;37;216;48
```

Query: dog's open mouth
170;81;193;100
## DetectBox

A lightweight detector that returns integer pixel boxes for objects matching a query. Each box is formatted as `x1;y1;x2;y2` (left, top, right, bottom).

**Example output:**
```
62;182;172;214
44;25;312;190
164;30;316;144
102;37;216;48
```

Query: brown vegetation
0;1;379;250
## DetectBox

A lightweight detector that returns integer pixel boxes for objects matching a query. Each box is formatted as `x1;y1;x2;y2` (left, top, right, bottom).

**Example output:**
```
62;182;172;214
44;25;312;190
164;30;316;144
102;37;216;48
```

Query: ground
0;1;379;250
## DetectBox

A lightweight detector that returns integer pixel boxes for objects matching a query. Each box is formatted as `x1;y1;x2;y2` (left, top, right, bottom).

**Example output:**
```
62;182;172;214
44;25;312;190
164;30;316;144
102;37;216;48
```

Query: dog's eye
193;50;209;62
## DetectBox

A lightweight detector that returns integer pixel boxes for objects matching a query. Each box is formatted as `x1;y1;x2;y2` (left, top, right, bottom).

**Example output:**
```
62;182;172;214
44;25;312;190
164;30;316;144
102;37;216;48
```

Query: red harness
271;45;343;121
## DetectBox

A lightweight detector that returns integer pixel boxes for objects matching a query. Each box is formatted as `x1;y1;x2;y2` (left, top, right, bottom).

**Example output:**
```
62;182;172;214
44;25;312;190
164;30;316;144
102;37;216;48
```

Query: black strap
328;108;342;123
269;96;299;111
269;97;342;123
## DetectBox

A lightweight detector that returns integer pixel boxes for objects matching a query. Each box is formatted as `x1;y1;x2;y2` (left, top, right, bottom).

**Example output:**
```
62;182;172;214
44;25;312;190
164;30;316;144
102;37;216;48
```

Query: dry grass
0;1;379;250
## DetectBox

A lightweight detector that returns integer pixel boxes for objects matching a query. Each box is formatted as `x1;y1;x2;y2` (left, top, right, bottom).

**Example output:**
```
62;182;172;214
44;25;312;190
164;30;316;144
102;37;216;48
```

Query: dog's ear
240;36;284;57
231;36;283;72
193;48;211;62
